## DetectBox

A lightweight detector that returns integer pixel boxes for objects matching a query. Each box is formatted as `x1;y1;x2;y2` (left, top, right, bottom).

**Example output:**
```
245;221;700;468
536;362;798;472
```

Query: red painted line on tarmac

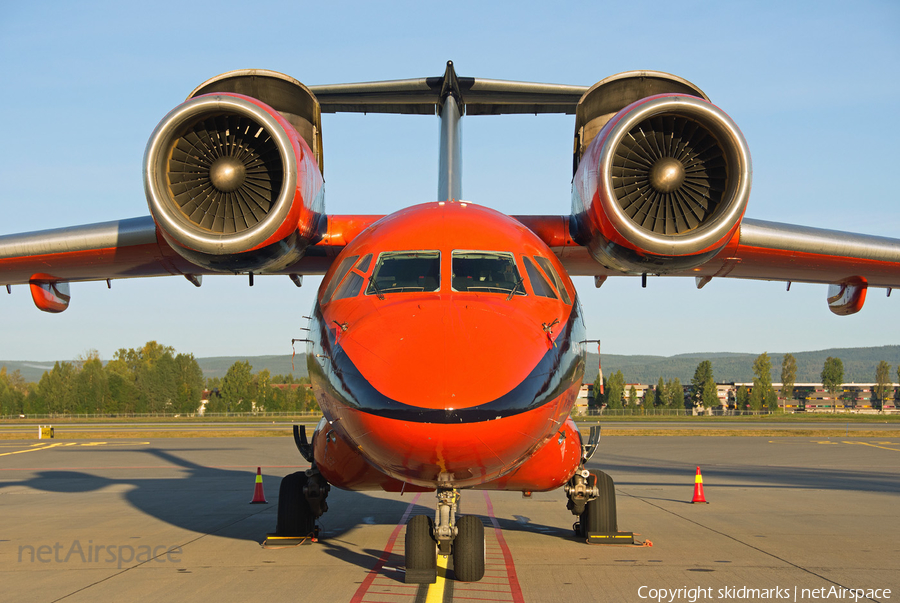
482;491;525;603
350;492;422;603
0;465;308;472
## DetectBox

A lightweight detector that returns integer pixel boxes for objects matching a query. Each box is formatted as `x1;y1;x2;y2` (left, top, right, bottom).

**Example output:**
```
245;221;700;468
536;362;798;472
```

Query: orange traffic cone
691;466;708;504
250;467;268;504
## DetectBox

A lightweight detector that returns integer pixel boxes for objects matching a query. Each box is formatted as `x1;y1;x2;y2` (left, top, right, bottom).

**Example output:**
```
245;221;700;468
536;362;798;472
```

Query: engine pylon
691;466;708;504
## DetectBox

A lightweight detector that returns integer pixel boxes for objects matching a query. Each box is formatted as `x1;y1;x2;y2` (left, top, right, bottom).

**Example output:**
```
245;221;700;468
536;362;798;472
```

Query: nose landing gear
405;487;485;584
274;425;331;539
566;425;619;537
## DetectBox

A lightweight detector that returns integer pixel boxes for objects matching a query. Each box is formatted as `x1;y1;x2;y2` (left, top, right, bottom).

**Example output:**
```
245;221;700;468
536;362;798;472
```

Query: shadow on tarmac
593;459;900;493
1;446;426;548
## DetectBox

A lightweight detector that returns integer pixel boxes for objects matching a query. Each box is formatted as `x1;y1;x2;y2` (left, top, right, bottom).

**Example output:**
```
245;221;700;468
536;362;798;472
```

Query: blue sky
0;0;898;363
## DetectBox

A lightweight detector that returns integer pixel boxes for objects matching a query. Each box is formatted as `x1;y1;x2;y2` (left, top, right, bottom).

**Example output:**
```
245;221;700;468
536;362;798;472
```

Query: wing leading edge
2;65;898;316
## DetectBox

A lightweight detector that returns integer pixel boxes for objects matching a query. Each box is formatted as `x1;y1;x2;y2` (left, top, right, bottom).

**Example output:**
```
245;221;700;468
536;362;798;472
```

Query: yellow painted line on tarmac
0;442;73;456
0;441;149;456
425;554;449;603
842;441;900;452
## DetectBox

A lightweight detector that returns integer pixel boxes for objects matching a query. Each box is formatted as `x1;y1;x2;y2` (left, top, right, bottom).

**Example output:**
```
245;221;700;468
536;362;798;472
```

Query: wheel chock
263;526;319;548
586;531;635;545
262;534;315;548
405;568;437;584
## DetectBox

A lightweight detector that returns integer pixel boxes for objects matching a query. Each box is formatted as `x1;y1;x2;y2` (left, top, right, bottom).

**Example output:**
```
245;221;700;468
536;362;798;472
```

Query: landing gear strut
405;487;485;584
566;425;618;537
275;425;331;538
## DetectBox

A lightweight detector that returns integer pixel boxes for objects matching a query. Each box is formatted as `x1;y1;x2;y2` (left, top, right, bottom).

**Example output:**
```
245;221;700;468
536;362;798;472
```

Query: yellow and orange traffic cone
250;467;268;504
691;466;708;504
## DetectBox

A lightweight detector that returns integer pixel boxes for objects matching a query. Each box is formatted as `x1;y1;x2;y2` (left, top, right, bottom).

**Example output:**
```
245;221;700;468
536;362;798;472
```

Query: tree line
0;342;317;416
592;353;900;411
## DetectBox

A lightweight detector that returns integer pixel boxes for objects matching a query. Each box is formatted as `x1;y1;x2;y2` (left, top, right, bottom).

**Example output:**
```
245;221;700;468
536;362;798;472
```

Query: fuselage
307;202;585;489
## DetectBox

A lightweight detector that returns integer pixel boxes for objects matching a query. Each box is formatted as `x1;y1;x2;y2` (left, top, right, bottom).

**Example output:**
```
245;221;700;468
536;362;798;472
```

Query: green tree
749;386;764;411
821;357;844;411
254;369;272;412
702;377;719;411
781;353;797;406
655;377;666;407
605;371;625;409
35;362;77;414
105;353;137;413
219;361;254;413
691;360;717;409
173;353;204;414
751;352;778;413
897;365;900;406
874;361;892;410
0;367;27;416
74;356;109;414
736;385;750;411
627;385;638;407
669;378;684;410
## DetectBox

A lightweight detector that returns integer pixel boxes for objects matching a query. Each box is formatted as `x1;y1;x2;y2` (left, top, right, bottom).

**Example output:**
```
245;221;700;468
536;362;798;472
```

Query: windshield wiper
506;277;524;301
368;275;385;300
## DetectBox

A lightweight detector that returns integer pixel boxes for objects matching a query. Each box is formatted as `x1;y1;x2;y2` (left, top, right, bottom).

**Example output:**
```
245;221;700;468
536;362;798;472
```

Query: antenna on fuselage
438;61;462;202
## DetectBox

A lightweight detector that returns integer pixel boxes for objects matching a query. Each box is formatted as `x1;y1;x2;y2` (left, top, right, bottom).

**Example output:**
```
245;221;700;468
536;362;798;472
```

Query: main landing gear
275;426;331;539
566;425;619;536
405;487;485;584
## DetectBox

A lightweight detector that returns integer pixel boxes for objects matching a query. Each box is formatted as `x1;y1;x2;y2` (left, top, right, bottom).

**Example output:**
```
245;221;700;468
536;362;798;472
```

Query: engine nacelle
572;94;752;274
143;92;324;272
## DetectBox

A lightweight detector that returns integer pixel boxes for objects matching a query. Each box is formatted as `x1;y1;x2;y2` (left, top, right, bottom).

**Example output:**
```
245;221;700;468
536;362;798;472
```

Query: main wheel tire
275;471;315;536
581;471;617;534
405;515;437;584
453;515;485;582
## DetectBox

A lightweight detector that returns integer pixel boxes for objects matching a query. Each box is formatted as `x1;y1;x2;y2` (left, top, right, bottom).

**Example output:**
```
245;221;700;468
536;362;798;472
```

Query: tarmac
1;434;898;602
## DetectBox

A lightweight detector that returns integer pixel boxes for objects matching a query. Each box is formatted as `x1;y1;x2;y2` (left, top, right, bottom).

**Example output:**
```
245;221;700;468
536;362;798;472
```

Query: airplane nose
340;297;552;410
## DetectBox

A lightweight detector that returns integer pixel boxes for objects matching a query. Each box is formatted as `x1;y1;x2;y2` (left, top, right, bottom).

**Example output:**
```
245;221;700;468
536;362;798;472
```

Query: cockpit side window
332;254;373;301
534;255;571;304
356;253;373;274
451;251;525;295
333;272;365;300
522;256;558;299
365;251;440;295
322;254;359;303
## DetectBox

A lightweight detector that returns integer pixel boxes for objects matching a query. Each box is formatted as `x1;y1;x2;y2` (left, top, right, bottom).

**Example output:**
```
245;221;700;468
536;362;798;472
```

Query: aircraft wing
0;214;386;285
513;214;900;316
0;214;378;312
3;65;898;317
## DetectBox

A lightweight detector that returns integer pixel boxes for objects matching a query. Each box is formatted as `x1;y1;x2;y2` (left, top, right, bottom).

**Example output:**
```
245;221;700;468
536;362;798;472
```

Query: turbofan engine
143;92;324;272
572;93;751;274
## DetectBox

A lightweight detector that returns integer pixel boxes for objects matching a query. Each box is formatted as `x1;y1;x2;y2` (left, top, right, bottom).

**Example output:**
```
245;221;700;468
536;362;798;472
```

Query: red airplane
2;62;899;583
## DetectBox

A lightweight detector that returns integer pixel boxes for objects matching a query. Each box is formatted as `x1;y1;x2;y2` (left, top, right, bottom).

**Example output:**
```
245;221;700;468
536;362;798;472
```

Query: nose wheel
568;469;618;537
453;514;485;582
275;425;331;538
404;515;437;583
405;488;485;583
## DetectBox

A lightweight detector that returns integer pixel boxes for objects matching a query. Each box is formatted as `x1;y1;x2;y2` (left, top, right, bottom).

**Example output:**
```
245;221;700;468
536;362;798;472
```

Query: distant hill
583;345;900;384
3;345;898;384
195;355;308;380
0;355;310;383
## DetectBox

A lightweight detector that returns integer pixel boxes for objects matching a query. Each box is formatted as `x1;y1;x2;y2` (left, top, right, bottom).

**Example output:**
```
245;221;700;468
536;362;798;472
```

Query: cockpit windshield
365;251;440;295
451;251;525;295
